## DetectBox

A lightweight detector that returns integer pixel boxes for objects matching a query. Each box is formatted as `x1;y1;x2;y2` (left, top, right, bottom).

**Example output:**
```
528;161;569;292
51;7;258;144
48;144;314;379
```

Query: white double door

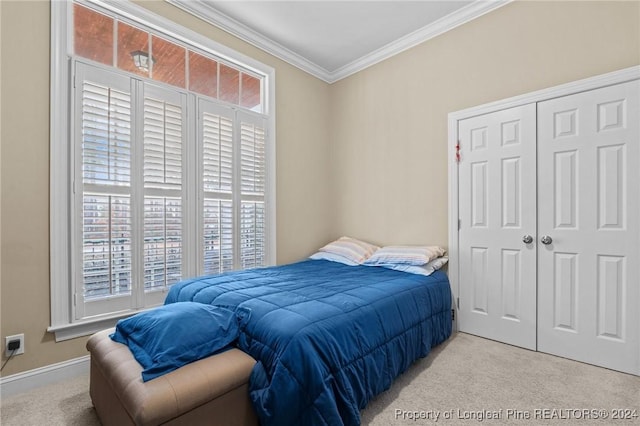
458;80;639;375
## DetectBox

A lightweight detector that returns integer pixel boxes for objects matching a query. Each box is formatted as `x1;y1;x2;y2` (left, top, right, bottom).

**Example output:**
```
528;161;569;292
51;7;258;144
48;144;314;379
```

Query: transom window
73;3;263;112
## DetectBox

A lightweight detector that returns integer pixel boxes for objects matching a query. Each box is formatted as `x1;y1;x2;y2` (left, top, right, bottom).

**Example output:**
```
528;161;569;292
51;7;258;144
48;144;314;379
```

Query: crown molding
167;0;512;84
331;0;512;82
166;0;334;82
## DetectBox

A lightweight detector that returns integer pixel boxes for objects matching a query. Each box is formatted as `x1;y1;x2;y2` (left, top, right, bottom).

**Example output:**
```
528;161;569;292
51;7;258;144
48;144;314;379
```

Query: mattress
165;259;452;426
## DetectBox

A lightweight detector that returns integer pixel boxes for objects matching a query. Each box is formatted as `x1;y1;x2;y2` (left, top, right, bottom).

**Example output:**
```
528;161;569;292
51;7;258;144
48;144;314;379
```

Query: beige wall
1;0;639;377
0;0;331;376
329;0;640;248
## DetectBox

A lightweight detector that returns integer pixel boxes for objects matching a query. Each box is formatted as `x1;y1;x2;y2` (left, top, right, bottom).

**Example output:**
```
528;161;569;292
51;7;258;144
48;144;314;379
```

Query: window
50;0;275;340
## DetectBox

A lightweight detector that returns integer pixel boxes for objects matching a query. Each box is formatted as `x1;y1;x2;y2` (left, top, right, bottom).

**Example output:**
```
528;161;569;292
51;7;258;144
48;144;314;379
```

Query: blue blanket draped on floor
165;259;452;426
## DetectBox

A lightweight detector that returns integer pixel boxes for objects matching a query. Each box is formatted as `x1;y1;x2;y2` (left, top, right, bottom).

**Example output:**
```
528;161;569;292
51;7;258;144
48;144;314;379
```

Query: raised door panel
537;80;639;375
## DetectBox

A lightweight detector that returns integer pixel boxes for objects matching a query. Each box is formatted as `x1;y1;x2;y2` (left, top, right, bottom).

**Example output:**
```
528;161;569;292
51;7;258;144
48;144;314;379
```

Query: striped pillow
378;257;449;276
309;251;360;266
363;245;446;266
317;236;379;264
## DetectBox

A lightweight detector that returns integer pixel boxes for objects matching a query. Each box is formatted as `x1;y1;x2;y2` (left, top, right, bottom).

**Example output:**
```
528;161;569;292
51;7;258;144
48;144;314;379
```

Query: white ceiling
168;1;510;83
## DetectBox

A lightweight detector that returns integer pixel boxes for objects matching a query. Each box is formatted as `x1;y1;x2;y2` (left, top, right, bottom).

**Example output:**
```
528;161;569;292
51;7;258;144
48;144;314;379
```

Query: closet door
537;80;639;375
458;104;537;350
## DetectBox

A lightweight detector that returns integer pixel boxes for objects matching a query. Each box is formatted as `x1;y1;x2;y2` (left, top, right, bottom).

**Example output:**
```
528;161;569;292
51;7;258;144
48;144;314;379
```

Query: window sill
47;308;156;342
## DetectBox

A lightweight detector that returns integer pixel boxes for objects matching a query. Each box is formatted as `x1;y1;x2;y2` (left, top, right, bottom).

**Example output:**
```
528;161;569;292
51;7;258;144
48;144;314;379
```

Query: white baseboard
0;355;90;398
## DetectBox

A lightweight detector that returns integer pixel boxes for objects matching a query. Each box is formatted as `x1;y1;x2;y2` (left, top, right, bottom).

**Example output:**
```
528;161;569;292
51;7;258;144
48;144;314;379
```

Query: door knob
541;235;553;245
522;235;533;244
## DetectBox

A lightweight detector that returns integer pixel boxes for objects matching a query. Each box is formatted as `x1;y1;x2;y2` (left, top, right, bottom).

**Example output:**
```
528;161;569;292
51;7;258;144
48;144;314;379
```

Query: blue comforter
165;259;452;426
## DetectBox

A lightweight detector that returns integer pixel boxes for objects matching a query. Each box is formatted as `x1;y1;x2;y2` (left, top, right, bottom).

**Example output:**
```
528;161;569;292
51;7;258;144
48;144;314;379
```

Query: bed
164;258;452;426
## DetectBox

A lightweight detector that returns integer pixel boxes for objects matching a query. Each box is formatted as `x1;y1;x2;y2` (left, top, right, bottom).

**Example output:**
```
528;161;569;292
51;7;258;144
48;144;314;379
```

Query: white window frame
49;0;276;341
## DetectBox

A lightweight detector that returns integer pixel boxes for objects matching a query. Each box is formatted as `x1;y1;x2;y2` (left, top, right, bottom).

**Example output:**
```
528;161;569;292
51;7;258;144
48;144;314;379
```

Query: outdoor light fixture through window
130;50;155;72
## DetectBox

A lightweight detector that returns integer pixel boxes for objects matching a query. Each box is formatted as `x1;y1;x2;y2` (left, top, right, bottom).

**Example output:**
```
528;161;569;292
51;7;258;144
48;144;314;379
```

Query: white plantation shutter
76;64;135;317
203;199;234;273
238;111;268;269
198;103;268;273
199;100;235;274
203;111;234;194
144;98;182;188
143;85;186;294
81;86;133;299
82;195;132;299
144;197;182;288
81;83;131;186
69;63;271;323
240;121;266;195
240;201;265;268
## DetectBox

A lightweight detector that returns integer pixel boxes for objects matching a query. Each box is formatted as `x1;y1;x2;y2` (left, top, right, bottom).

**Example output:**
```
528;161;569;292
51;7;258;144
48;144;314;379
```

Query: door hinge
458;219;461;230
457;297;460;309
73;293;78;307
451;309;455;321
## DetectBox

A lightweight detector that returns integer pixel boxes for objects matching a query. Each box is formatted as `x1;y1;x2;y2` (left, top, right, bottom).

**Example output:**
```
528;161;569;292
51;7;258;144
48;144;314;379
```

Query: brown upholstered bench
86;329;259;426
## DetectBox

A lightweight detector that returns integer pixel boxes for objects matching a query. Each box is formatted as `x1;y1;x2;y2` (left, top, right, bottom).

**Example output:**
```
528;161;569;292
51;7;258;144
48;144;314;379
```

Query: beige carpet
2;332;639;425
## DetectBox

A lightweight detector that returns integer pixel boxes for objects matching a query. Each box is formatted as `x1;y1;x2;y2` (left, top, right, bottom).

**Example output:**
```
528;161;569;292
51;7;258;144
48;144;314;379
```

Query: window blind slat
203;112;233;193
240;122;265;196
144;197;183;290
240;201;265;269
203;198;234;274
82;194;132;299
82;81;132;186
143;97;183;189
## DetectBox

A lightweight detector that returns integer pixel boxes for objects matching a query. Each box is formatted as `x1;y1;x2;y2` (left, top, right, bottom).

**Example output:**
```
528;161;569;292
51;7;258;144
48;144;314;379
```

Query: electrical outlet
5;334;25;357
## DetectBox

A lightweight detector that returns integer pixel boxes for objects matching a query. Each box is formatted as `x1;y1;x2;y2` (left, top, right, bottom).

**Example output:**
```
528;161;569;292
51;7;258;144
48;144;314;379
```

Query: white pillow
363;245;446;266
376;257;448;276
309;251;359;266
317;236;379;264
